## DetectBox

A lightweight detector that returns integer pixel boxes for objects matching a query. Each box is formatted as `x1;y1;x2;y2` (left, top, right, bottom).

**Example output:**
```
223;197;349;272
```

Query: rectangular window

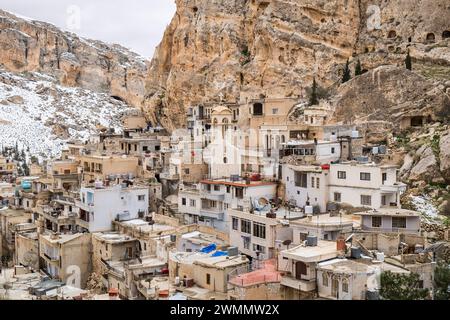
372;216;382;228
232;217;239;231
235;188;244;199
337;171;347;179
253;222;266;239
295;172;308;188
138;195;146;201
360;172;371;181
214;185;220;191
226;186;231;193
184;168;190;175
311;177;315;188
361;195;372;206
243;237;250;250
331;147;336;154
241;219;251;234
182;198;187;206
190;199;196;207
206;273;211;285
392;217;406;229
382;173;387;184
272;108;278;115
316;178;320;189
334;192;342;202
253;244;265;254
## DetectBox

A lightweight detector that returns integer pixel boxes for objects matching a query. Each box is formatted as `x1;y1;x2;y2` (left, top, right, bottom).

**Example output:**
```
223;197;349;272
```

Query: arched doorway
443;30;450;40
426;33;436;43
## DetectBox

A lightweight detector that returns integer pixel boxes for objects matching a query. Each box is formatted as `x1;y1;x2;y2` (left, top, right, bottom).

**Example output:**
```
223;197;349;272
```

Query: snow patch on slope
0;69;132;158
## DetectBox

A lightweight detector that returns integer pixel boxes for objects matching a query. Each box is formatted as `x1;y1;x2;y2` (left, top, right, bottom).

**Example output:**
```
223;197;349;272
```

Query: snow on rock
0;68;132;158
410;195;439;221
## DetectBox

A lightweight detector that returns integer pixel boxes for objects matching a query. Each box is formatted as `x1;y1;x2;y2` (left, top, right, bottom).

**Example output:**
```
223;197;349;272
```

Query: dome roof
211;105;232;115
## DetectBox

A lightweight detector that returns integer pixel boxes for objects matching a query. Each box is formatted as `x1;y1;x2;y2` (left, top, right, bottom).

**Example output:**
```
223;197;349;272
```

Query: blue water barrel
21;181;32;190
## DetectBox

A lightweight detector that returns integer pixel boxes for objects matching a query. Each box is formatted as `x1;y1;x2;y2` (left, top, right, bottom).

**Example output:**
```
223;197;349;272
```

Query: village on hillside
1;97;449;301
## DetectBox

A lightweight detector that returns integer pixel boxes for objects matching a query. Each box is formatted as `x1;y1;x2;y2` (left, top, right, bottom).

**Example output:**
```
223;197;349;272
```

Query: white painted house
76;184;149;232
178;178;277;232
328;162;406;210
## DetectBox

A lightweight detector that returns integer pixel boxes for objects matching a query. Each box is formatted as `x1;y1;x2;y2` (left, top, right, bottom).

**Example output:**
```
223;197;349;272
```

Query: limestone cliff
145;0;450;130
0;10;147;108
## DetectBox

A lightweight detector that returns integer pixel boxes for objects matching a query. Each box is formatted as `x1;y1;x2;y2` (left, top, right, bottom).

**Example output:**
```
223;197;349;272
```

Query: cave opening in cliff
253;103;264;116
388;30;397;39
426;33;436;43
111;95;125;102
443;30;450;40
410;116;424;127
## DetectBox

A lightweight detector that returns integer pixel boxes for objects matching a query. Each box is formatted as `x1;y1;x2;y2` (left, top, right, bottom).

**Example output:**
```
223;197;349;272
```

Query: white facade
77;185;149;232
178;180;277;232
283;165;329;212
328;163;406;210
228;208;292;260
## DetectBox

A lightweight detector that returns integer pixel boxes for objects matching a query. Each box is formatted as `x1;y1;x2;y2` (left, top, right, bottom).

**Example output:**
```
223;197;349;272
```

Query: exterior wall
317;270;367;300
229;283;283;300
283;165;328;212
80;155;139;182
360;215;421;234
229;209;290;260
15;233;39;271
60;234;92;289
192;264;230;293
79;186;149;232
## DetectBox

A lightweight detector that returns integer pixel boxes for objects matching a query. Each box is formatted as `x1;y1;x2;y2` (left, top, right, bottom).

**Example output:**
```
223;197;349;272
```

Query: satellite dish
283;240;292;249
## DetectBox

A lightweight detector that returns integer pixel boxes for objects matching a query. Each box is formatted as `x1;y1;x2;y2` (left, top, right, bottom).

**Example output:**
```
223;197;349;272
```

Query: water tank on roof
305;206;314;215
21;181;32;190
372;147;379;155
351;247;362;259
306;236;318;247
94;180;103;189
228;247;239;257
376;252;385;262
378;145;387;154
352;131;359;138
330;134;337;142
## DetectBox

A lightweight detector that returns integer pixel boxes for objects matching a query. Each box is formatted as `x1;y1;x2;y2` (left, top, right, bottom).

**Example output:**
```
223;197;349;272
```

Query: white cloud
0;0;176;58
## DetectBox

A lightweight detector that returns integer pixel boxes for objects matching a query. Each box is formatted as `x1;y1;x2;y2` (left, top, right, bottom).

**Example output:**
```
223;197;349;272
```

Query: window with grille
334;192;341;202
295;172;308;188
360;172;371;181
322;273;329;287
241;219;251;234
372;216;382;228
232;217;239;231
342;279;349;293
361;195;372;206
338;171;346;179
392;217;406;229
253;222;266;239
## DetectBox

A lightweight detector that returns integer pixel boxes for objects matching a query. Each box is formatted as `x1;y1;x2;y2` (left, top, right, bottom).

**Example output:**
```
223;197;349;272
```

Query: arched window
388;30;397;38
443;30;450;40
222;118;229;124
342;278;349;293
213;118;218;125
322;273;329;287
426;33;436;43
281;135;286;143
223;157;228;164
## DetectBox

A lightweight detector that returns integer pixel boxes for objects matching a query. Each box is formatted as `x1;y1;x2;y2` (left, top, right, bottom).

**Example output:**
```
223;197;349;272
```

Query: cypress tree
405;50;412;71
355;59;362;76
309;78;319;106
342;59;351;83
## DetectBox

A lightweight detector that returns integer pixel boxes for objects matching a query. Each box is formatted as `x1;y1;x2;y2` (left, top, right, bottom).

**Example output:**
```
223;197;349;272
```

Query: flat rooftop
281;241;338;263
291;213;356;228
120;219;176;233
93;232;136;243
355;208;420;217
200;178;276;188
194;255;248;270
41;233;85;244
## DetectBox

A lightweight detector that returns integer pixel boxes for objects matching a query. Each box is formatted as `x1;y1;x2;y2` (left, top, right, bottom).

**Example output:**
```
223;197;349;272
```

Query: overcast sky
0;0;176;58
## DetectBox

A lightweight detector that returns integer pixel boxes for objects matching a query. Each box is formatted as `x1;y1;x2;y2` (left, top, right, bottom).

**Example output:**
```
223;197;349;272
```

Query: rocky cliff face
0;10;147;108
145;0;450;130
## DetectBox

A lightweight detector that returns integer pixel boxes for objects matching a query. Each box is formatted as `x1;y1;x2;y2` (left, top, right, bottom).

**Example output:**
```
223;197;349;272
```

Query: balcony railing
280;275;316;292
